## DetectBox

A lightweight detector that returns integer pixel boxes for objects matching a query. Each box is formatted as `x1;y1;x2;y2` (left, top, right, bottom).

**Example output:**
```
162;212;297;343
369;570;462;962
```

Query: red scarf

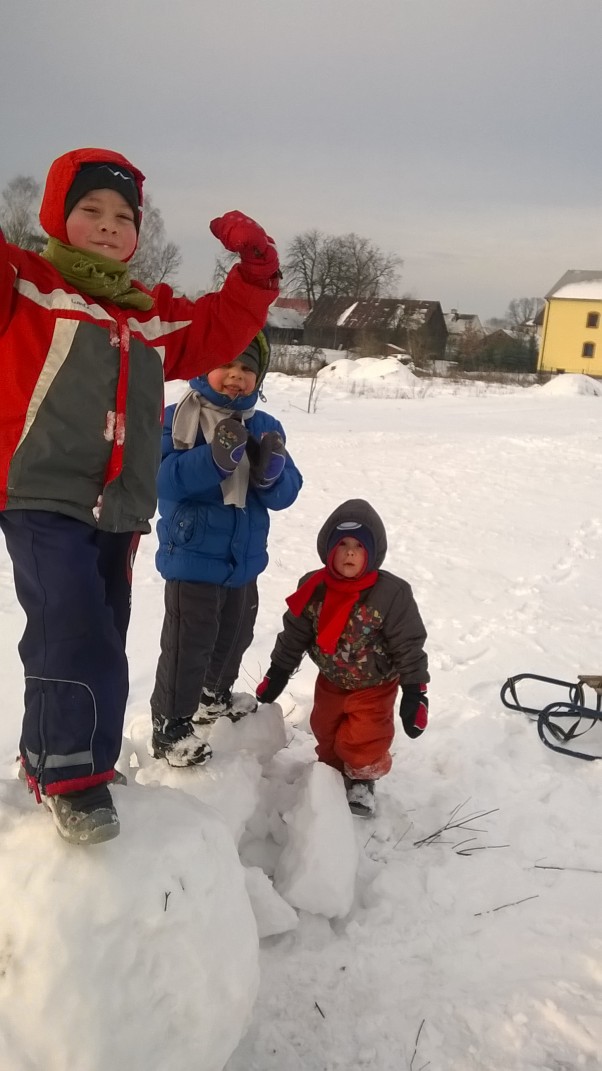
286;567;379;654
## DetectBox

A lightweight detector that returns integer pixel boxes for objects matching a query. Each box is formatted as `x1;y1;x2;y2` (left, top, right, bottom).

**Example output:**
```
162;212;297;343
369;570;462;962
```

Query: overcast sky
2;0;602;319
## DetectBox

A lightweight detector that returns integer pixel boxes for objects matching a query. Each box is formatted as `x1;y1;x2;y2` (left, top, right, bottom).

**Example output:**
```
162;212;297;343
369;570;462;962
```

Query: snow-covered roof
267;305;306;330
444;312;484;336
546;270;602;301
304;296;441;331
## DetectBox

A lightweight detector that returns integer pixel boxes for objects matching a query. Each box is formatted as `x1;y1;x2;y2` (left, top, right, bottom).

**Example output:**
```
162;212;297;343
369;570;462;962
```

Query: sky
2;366;602;1069
2;0;602;319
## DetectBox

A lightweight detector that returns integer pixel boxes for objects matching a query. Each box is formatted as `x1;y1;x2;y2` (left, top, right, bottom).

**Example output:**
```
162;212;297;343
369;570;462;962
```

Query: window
586;312;600;329
582;342;596;358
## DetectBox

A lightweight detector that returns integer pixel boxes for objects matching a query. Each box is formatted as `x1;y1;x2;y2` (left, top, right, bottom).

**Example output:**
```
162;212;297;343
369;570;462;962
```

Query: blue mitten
247;431;286;487
211;418;248;477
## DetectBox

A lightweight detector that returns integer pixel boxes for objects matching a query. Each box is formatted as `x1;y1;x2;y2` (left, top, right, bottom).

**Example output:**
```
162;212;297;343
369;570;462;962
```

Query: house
267;297;311;345
444;310;484;340
538;270;602;377
302;296;447;361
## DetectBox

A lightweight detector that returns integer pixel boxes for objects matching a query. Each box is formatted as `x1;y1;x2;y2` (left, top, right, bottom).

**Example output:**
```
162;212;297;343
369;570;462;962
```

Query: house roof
546;270;602;301
267;304;305;330
444;311;484;335
272;297;311;315
304;296;441;331
267;296;311;331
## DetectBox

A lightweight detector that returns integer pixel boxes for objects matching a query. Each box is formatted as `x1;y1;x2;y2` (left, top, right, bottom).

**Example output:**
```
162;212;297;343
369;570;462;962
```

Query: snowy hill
1;369;602;1070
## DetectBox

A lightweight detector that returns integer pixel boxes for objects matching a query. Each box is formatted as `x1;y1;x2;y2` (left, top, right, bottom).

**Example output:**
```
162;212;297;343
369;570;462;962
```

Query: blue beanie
326;520;376;573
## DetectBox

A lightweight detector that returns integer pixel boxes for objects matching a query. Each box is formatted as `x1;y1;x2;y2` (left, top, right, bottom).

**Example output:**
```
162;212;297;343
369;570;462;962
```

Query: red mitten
210;210;280;290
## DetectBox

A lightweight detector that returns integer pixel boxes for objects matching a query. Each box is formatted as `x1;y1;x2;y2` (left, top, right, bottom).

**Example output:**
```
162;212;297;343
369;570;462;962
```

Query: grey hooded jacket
271;500;429;690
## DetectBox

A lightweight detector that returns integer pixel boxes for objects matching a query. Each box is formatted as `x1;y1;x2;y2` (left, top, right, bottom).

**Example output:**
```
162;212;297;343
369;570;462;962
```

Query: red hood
39;147;145;244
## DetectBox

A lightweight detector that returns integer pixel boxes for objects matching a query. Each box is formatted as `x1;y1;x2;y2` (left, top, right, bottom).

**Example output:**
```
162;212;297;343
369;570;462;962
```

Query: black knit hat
64;162;141;231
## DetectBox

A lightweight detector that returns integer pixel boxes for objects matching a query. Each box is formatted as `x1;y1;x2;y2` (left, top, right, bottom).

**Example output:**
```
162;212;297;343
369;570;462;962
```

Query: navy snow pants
0;510;139;795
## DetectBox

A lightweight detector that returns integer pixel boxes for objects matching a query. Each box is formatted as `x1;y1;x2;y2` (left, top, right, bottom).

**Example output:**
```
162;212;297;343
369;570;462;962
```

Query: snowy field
1;361;602;1070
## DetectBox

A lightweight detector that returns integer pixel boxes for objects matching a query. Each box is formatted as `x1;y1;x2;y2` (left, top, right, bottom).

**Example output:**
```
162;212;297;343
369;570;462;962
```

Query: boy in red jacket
256;500;429;817
0;146;279;844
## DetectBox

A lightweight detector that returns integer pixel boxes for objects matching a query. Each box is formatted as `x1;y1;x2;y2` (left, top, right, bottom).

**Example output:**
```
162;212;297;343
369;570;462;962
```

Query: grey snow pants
150;579;258;720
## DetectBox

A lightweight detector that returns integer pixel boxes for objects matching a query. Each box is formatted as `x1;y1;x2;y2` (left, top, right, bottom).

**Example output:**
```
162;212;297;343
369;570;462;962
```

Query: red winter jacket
0;147;275;533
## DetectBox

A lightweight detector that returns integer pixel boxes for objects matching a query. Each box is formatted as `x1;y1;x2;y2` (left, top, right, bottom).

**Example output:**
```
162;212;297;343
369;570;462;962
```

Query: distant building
538;270;602;376
302;296;447;360
267;297;311;344
444;310;484;337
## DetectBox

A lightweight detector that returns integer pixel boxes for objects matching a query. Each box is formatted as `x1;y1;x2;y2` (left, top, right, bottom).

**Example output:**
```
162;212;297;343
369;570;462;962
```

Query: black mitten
256;664;290;703
211;417;248;477
399;683;429;738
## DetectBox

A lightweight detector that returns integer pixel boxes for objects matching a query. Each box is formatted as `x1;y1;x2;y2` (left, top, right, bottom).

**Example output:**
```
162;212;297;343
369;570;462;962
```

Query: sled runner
500;673;602;761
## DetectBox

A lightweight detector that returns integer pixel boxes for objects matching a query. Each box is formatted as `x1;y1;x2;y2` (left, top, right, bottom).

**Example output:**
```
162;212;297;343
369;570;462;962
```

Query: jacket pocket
169;506;197;547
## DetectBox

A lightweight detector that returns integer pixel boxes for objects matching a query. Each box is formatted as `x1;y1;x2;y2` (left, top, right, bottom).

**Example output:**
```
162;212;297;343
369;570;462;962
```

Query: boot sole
348;802;375;819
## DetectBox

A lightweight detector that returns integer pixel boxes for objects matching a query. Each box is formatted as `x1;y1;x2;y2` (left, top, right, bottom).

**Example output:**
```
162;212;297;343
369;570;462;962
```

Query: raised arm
0;231;17;336
156;211;280;382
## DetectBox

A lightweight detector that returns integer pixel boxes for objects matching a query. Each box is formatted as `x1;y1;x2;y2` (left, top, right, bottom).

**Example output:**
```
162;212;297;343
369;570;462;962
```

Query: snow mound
540;372;602;396
125;705;288;844
0;779;258;1071
274;762;359;918
317;356;421;396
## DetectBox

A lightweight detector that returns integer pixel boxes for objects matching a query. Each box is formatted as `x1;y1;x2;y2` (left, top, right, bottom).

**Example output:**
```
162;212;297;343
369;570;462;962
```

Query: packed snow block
0;779;258;1071
208;701;288;763
244;865;299;937
274;763;359;919
133;741;263;846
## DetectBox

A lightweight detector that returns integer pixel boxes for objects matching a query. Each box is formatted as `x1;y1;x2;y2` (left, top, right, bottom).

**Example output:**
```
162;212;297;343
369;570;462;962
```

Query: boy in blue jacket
150;330;302;765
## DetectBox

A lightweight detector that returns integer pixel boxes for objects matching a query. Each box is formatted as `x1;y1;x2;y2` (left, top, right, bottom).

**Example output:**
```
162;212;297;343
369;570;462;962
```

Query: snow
318;356;423;397
336;301;358;326
540;372;602;396
552;280;602;300
2;369;602;1069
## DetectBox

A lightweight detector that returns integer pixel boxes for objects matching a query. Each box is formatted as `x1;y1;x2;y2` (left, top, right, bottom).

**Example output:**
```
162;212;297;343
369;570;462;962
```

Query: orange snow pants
310;674;399;780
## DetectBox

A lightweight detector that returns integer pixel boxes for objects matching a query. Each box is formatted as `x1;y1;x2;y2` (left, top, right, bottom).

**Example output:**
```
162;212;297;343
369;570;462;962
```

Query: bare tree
129;194;182;288
0;175;43;250
284;229;402;304
210;251;237;290
505;297;544;332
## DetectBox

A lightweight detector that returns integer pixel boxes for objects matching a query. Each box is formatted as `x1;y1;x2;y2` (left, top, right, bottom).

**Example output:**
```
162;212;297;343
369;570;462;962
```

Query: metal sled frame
500;673;602;761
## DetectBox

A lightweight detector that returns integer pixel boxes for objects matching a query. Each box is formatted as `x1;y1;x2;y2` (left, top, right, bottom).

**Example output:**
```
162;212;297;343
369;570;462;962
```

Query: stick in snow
474;894;539;917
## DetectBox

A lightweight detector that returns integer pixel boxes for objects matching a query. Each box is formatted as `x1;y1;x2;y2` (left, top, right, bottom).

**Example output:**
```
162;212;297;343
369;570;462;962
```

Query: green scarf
42;238;154;311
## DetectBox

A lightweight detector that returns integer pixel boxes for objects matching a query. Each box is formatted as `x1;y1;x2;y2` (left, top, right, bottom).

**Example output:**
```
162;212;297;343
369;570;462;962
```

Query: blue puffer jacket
155;377;302;586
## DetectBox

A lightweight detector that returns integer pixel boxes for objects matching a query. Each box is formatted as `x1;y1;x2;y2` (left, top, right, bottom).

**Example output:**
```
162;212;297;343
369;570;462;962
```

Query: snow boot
193;688;258;725
344;777;376;818
151;713;212;767
44;783;120;845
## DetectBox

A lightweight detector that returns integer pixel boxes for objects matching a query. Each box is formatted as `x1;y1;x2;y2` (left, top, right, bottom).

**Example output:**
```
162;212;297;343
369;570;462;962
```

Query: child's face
332;537;367;578
65;188;138;261
207;359;258;400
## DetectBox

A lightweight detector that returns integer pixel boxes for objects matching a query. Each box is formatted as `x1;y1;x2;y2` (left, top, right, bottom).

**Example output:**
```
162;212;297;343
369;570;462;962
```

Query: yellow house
538;270;602;377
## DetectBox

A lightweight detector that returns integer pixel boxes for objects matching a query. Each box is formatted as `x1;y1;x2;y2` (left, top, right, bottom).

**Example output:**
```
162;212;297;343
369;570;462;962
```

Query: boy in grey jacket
256;500;429;817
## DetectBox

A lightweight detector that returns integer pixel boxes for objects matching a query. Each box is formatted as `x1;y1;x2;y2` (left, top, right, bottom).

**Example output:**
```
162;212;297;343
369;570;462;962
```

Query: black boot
151;712;212;768
344;776;375;818
194;688;258;724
